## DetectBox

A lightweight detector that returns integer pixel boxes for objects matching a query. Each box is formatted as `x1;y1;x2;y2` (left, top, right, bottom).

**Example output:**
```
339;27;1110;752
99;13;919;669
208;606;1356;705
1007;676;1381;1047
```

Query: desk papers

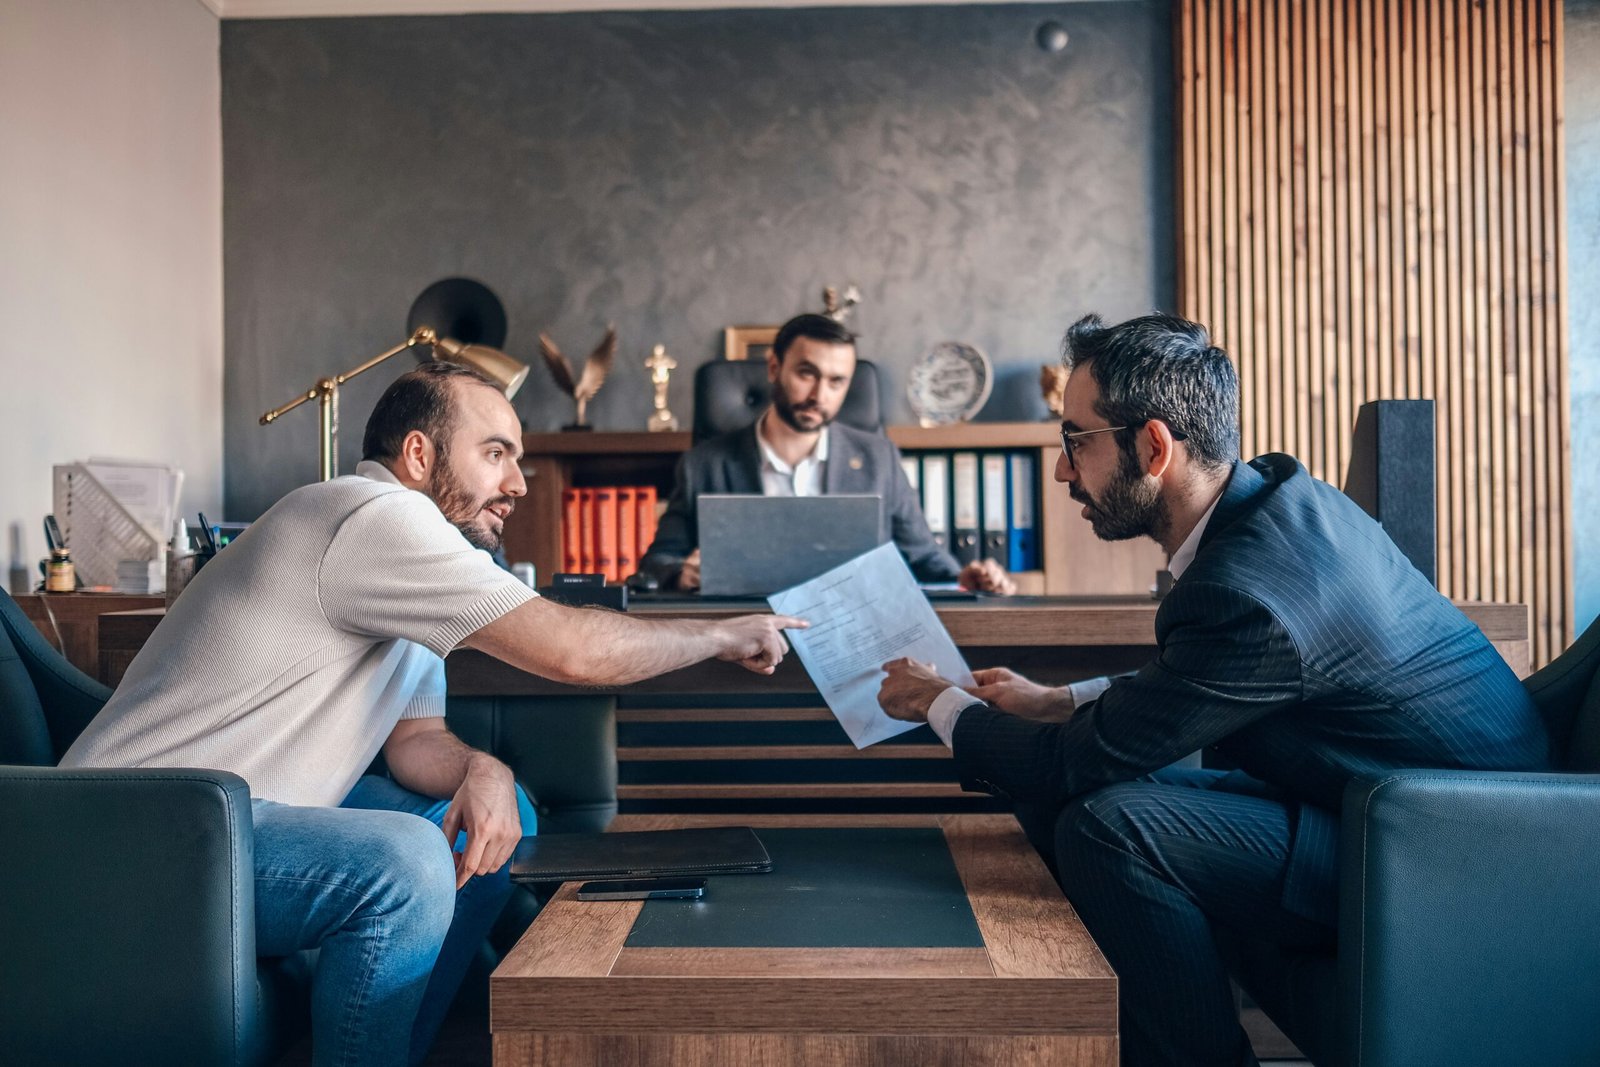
769;541;973;748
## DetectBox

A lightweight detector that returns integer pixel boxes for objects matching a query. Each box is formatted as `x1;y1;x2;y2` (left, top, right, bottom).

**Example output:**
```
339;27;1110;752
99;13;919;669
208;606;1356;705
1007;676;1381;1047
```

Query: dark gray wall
222;3;1174;518
1570;0;1600;636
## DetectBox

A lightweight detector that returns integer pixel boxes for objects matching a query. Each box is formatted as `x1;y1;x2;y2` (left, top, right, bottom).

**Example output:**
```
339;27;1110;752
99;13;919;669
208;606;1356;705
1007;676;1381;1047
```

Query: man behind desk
61;362;803;1067
639;313;1015;594
877;313;1548;1067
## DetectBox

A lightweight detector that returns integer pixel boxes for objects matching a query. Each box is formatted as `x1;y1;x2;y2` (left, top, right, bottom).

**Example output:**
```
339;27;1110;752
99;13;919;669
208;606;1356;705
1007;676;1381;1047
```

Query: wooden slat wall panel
1175;0;1571;664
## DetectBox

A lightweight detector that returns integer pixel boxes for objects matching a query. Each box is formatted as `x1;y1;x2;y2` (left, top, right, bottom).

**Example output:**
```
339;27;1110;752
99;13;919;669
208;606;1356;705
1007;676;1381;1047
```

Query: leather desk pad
624;827;983;949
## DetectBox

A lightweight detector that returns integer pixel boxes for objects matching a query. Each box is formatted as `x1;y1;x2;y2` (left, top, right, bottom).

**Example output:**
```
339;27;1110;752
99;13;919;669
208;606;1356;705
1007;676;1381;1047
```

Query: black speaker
1343;399;1436;585
405;277;507;348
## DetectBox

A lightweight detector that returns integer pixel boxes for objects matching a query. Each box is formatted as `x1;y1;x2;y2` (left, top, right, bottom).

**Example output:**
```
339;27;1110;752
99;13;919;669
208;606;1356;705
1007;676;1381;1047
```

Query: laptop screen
697;494;885;597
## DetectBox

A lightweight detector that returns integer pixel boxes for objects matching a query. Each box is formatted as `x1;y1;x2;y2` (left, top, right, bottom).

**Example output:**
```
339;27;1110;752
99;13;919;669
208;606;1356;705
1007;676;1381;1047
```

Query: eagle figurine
538;325;617;429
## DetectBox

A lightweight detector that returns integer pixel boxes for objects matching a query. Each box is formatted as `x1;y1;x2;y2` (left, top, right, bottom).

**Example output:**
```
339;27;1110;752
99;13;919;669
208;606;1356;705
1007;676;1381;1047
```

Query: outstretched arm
464;595;807;684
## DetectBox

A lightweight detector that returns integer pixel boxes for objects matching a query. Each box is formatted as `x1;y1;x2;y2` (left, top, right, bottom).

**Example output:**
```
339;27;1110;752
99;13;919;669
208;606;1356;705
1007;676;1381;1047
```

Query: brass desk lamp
259;326;529;481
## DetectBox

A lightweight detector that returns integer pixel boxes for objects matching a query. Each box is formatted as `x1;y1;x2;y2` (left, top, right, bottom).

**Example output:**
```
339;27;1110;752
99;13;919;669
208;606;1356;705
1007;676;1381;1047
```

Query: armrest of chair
1339;770;1600;1067
447;694;618;834
0;767;259;1067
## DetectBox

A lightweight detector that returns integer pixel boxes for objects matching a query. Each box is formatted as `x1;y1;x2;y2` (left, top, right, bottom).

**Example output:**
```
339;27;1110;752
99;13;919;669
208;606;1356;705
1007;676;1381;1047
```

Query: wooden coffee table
490;813;1117;1066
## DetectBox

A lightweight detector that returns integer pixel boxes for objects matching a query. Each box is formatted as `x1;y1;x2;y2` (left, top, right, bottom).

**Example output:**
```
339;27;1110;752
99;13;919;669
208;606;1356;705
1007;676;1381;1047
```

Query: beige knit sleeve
319;488;537;657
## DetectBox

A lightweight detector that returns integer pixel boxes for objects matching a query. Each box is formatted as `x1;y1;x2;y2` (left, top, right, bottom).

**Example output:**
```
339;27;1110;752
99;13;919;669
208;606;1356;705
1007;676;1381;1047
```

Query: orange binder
615;487;638;580
593;487;618;582
561;488;582;574
577;488;596;574
636;486;659;559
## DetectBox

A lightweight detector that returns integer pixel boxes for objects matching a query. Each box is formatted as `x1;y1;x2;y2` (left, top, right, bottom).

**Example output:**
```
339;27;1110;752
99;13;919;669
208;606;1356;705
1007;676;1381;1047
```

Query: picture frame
723;325;779;362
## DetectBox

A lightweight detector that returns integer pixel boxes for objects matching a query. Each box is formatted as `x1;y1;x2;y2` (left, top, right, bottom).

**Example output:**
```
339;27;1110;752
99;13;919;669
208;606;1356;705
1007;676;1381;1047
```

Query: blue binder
1007;452;1039;572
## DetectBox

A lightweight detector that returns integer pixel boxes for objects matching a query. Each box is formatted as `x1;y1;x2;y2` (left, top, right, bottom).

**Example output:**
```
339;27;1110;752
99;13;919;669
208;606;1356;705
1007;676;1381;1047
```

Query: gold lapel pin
849;457;864;470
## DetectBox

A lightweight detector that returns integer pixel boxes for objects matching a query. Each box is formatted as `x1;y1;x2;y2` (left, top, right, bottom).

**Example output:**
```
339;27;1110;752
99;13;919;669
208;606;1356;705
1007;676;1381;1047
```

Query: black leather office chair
1222;615;1600;1066
692;358;883;443
0;590;616;1066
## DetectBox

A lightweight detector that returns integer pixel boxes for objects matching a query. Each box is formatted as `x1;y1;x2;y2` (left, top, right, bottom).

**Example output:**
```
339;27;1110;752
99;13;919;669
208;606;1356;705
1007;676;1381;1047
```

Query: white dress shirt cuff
927;686;981;748
1066;676;1113;708
928;677;1111;748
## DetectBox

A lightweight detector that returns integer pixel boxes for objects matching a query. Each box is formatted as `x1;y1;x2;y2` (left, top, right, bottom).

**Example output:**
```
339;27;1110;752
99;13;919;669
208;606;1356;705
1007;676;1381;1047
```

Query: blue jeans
252;776;538;1067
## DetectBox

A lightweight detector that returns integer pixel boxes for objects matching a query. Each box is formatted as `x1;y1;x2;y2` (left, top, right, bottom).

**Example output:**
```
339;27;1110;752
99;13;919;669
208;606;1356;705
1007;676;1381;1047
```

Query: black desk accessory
539;572;628;611
624;571;660;594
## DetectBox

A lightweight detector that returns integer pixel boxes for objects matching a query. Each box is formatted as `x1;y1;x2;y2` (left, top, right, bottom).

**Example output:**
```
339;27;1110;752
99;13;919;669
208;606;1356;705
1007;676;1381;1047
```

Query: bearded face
770;375;833;433
1068;439;1167;542
428;442;515;553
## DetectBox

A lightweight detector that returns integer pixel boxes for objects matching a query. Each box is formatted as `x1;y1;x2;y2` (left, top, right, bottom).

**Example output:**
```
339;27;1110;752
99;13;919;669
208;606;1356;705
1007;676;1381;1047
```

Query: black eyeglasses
1059;421;1188;468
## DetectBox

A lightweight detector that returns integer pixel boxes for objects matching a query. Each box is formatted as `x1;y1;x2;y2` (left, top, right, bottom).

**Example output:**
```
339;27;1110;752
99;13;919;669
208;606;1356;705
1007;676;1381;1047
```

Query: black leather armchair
692;358;883;442
1226;616;1600;1066
0;590;616;1066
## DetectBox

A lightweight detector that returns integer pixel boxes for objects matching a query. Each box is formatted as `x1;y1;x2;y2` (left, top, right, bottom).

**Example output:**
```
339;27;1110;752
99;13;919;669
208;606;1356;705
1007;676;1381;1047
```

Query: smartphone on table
575;877;706;901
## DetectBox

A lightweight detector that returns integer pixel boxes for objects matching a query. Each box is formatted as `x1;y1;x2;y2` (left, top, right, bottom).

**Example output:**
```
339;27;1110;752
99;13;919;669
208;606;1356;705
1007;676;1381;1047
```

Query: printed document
769;542;973;748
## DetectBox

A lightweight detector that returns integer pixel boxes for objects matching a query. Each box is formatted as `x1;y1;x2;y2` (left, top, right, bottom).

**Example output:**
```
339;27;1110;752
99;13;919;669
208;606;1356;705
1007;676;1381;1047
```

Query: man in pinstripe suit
878;313;1548;1067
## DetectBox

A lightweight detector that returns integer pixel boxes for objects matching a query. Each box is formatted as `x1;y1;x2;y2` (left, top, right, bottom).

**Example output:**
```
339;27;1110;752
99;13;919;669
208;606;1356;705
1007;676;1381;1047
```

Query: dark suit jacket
639;420;962;587
952;454;1548;924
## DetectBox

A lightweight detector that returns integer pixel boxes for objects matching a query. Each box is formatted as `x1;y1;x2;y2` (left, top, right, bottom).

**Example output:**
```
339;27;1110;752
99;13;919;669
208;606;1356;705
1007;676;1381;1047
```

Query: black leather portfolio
509;826;772;883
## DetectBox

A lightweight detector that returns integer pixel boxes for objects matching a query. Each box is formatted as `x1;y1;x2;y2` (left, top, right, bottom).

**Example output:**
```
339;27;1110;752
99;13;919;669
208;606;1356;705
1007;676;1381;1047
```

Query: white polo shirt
60;461;538;807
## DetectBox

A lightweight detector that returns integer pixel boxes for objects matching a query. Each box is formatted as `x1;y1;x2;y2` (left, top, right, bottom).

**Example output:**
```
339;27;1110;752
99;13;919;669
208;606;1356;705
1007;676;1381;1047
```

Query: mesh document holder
52;465;162;589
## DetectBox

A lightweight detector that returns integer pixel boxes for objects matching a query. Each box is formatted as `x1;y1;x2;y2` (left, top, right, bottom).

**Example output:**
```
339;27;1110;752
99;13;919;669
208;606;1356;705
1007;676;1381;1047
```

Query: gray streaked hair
1061;313;1241;470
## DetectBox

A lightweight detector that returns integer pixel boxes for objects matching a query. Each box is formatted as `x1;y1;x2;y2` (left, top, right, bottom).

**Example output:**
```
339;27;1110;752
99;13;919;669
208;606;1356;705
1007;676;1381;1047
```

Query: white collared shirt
923;490;1224;747
756;411;829;498
1165;492;1221;583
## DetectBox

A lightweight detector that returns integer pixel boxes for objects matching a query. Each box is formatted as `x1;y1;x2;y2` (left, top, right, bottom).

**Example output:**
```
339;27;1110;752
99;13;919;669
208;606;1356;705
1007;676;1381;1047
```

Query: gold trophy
822;284;861;322
646;344;679;432
538;326;617;431
1040;364;1068;419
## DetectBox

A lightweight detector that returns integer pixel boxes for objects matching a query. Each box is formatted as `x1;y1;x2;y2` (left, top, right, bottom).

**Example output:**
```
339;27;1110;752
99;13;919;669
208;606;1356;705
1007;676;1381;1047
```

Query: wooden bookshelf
503;423;1166;597
890;423;1166;597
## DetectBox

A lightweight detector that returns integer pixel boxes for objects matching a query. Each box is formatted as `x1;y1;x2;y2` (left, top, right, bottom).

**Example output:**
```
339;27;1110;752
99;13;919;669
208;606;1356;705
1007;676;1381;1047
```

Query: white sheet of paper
768;541;973;748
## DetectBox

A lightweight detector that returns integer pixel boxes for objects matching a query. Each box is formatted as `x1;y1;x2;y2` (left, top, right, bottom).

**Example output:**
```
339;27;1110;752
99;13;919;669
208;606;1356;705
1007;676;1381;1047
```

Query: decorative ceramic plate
907;341;993;427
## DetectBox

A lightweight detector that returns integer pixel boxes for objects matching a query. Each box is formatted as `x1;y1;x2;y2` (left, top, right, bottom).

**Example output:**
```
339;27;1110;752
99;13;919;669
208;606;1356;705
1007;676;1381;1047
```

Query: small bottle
45;548;76;593
166;518;195;608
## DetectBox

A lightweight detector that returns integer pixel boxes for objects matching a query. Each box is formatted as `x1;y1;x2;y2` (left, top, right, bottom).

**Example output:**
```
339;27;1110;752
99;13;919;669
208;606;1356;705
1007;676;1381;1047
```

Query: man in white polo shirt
62;361;802;1067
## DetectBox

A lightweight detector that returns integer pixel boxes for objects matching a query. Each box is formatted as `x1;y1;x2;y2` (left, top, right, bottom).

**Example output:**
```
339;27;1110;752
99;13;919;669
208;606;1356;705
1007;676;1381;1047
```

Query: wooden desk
15;593;165;682
442;597;1533;695
490;813;1117;1066
97;598;1533;815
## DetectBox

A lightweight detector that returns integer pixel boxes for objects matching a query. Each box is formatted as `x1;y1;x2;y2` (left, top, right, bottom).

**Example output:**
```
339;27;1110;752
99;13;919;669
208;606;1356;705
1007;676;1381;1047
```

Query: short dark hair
1061;313;1240;470
772;313;856;361
362;360;502;464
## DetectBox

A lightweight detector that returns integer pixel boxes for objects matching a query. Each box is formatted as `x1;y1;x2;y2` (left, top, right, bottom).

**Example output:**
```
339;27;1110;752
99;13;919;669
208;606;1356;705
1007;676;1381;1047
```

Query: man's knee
360;812;457;939
1053;783;1161;893
1055;782;1151;851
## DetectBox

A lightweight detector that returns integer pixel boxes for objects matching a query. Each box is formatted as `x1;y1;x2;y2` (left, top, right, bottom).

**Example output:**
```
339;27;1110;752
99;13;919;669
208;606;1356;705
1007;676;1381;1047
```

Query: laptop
698;494;884;597
510;825;773;883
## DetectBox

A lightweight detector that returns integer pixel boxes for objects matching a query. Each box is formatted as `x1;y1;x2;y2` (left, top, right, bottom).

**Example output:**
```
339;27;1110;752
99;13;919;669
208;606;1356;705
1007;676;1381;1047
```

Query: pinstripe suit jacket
638;421;962;587
951;454;1548;923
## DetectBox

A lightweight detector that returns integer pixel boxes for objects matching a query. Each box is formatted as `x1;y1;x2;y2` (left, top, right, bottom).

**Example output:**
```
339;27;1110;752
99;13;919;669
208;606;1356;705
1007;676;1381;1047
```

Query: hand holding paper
768;542;972;748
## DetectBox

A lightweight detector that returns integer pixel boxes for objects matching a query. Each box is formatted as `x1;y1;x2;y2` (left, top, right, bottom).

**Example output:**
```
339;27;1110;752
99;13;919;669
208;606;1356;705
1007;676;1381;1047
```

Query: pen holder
165;549;214;609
